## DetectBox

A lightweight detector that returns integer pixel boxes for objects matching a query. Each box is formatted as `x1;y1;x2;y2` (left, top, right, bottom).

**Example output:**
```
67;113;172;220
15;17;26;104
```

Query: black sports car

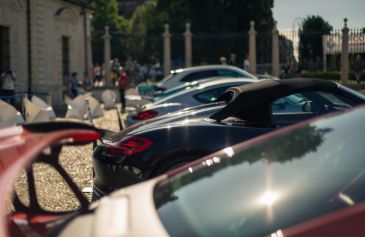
93;78;365;198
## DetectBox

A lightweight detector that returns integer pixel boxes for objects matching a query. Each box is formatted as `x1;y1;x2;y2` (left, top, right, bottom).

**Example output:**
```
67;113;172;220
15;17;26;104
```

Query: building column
322;35;327;72
82;8;93;77
87;14;93;75
341;18;349;84
103;26;111;84
248;21;257;74
272;21;280;77
184;23;192;67
162;24;171;77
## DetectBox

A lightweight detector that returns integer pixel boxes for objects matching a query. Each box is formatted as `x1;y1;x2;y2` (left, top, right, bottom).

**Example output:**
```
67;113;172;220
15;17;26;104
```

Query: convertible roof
210;78;340;123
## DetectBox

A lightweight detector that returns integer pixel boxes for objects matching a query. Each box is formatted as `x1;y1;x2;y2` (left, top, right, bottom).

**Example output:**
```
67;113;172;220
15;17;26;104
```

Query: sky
273;0;365;30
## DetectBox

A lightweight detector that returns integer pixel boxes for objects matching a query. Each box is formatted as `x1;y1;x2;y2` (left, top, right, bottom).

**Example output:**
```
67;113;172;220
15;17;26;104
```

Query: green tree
126;1;163;63
299;15;333;69
91;0;127;35
128;0;274;65
148;0;274;33
91;0;128;63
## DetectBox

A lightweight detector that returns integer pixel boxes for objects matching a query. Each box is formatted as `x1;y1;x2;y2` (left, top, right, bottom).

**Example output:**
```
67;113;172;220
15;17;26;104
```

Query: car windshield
158;73;180;85
155;81;200;100
154;107;365;237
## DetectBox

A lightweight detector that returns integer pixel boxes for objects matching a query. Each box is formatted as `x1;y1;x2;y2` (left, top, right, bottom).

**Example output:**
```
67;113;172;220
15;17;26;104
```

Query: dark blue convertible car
93;78;365;199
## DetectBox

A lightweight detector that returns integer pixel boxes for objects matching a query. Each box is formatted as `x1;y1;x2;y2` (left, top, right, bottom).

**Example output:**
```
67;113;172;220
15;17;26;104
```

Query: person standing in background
0;68;16;105
228;53;239;67
111;58;121;86
67;72;78;98
220;56;227;65
353;55;364;84
243;55;250;72
93;63;102;87
118;67;128;113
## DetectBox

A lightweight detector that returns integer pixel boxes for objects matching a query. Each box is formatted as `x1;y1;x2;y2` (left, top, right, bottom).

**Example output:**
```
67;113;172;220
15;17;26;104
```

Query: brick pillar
341;18;349;84
248;21;257;74
162;24;171;76
272;21;280;77
103;26;111;84
184;23;192;67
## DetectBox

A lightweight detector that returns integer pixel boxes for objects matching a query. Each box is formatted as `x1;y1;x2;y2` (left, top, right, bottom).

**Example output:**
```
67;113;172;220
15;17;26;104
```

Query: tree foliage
122;1;163;63
145;0;274;34
299;15;333;66
128;0;274;64
91;0;128;63
92;0;275;64
91;0;127;35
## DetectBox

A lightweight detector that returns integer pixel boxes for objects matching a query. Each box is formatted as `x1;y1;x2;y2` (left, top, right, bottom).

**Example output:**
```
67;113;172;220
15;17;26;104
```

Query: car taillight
105;136;152;156
132;110;158;120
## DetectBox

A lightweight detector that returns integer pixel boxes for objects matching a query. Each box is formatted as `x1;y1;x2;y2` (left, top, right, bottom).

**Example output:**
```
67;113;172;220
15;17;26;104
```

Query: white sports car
125;77;258;126
157;65;257;90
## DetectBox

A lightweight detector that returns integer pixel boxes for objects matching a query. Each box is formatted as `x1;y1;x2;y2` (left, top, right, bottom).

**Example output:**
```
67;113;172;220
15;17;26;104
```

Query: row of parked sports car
1;65;365;237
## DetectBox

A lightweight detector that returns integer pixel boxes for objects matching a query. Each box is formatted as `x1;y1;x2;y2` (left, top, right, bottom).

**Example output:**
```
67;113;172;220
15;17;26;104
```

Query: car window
161;83;199;97
217;69;242;77
318;92;352;109
154;108;365;237
271;91;352;115
271;93;313;114
270;91;354;127
193;86;231;103
181;70;219;82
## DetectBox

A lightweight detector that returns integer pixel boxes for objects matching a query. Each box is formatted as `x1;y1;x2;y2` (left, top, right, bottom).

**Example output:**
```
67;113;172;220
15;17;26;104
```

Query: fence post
272;21;280;77
248;21;257;74
103;26;111;85
184;23;193;67
47;93;52;106
341;18;349;84
163;24;171;77
322;35;327;72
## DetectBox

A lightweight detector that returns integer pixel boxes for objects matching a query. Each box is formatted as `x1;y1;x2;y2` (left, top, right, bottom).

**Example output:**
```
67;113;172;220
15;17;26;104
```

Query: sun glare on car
259;191;279;206
223;147;234;157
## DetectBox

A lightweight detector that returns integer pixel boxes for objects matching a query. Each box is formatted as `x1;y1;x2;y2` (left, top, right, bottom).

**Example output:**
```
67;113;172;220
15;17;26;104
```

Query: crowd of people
220;53;251;72
219;52;301;78
91;58;163;89
64;57;164;112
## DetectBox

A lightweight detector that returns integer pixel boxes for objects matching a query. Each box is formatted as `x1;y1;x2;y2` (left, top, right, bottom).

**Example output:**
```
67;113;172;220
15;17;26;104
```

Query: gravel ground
13;107;123;212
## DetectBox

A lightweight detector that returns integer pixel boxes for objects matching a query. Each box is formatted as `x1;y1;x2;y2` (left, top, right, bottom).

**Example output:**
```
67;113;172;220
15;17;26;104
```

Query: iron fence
92;26;365;78
280;28;365;73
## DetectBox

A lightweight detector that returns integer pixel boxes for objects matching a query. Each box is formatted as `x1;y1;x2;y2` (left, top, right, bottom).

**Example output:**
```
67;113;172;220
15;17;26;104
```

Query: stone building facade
0;0;92;105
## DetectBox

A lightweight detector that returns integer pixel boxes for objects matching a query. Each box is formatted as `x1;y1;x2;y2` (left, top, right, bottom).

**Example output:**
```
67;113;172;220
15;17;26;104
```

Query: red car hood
0;123;102;237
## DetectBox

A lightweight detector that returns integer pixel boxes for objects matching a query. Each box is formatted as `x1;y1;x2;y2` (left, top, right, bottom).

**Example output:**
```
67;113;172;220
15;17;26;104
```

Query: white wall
31;0;91;104
0;0;91;105
0;0;28;92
